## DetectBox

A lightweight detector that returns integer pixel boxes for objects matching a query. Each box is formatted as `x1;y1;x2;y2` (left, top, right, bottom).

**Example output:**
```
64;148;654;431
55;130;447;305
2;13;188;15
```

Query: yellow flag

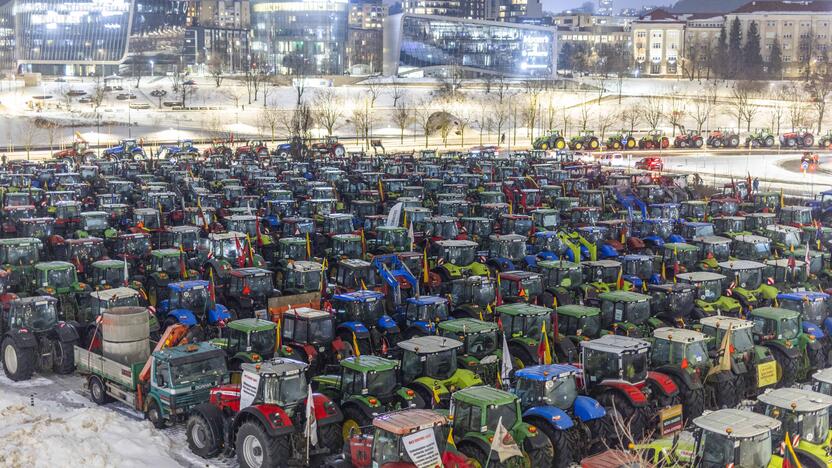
275;315;282;351
540;321;552;365
447;427;455;448
361;279;368;290
377;178;385;201
352;332;361;357
422;247;430;283
707;325;733;379
552;294;558;308
780;188;785;209
508;203;513;215
661;262;666;280
403;210;407;228
306;232;312;258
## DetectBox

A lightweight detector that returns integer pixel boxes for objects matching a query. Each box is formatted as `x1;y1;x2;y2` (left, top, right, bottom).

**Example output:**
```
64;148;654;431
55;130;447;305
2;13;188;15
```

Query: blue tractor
515;364;608;466
157;280;232;333
157;140;199;159
102;139;145;160
630;218;685;254
524;231;565;271
395;295;450;338
778;291;832;354
330;290;400;358
621;254;663;290
487;233;527;273
806;190;832;222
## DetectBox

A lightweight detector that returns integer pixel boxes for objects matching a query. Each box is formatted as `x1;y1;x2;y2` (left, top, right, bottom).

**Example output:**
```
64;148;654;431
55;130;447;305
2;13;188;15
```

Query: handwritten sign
402;428;441;468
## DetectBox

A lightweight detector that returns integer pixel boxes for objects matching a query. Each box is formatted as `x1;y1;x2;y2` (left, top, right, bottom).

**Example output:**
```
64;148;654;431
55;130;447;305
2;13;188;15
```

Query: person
500;133;506;144
752;177;759;192
1;154;6;167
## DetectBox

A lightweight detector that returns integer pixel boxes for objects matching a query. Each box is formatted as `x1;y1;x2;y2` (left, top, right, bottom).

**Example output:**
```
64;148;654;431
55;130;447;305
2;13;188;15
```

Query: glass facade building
250;0;349;75
384;13;557;77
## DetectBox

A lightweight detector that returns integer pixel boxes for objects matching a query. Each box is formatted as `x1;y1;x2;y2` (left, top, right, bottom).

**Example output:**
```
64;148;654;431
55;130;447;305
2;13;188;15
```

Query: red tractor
673;129;704;148
706;128;740;148
311;136;346;158
53;141;95;163
780;128;815;148
185;358;343;468
203;141;233;158
235;140;270;158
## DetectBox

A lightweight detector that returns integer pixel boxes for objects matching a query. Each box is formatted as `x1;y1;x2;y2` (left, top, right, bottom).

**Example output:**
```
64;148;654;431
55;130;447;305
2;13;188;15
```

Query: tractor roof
405;295;447;306
653;327;706;344
580;334;650;354
280;237;308;245
437;318;498;334
813;367;832;385
332;290;384;302
747;212;776;218
765;224;801;234
225;215;257;221
648;282;695;294
713;215;746;222
693;409;780;439
165;225;200;233
283;307;330;320
622;254;652;262
778;291;829;302
377;226;405;232
341;355;398;372
718;260;765;270
683;221;712;228
35;261;73;271
168;280;209;292
435;240;478;248
499;270;540;280
92;259;127;269
339;258;371;268
538;260;580;270
228;318;275;333
230;267;272;278
452;385;517;407
65;237;103;245
598;290;650;302
697;235;732;245
81;210;106;217
151;248;181;258
373;409;448;435
733;234;769;243
496;303;551;317
155;342;225;363
780;206;812;213
556;304;600;317
581;259;621;268
0;237;40;247
515;364;579;382
90;287;139;301
683;200;707;205
765;258;805;268
750;306;800;320
490;233;526;242
332;234;361;241
758;387;832;412
664;242;698;252
286;261;323;273
241;357;308;377
209;231;246;241
397;335;463;354
16;295;57;306
699;315;753;330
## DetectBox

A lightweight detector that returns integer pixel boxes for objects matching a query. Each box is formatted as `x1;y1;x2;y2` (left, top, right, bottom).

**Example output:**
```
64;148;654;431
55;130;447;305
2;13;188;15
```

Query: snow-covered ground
0;373;233;467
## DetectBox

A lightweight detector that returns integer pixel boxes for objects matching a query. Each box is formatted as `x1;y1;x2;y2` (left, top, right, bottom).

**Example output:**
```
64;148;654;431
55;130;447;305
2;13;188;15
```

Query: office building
346;0;387;74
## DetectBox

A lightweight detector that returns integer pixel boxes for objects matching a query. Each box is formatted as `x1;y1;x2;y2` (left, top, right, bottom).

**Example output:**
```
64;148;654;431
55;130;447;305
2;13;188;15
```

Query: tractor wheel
728;136;740;148
712;139;722;148
146;399;167;429
750;139;760;148
556;139;566;150
2;337;34;381
341;407;370;441
590;139;599;150
52;337;77;374
713;373;741;408
786;138;796;147
536;420;573;467
574;142;583;150
804;135;815;147
538;291;556;309
808;344;826;371
88;375;112;404
510;344;535;369
772;347;797;388
333;145;346;158
540;142;549;150
694;138;704;148
236;421;289;468
613;141;622;150
626;138;636;149
525;435;554;468
673;376;705;421
317;420;344;455
661;137;670;149
600;392;646;442
413;384;438;410
458;443;490;468
765;136;775;147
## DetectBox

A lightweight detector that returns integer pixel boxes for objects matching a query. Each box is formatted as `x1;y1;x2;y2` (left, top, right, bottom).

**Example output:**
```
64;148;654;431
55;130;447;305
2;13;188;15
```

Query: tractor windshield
442;245;475;266
517;375;578;410
173;287;209;311
366;369;397;397
378;229;407;250
543;266;582;289
424;350;458;380
737;241;771;261
734;268;762;290
667;289;695;316
799;410;829;445
698;431;772;468
213;238;243;260
249;329;277;355
1;243;39;265
341;300;385;323
333;239;362;258
123;237;151;257
11;300;57;331
685;341;710;369
621;352;648;383
170;355;226;386
472;280;496;306
779;317;800;340
708;327;754;353
263;372;308;405
407;302;449;323
782;298;827;324
46;268;75;289
239;274;273;297
466;330;498;358
703;242;730;261
82;214;108;231
485;402;518;433
603;300;650;325
624;259;653;279
94;265;124;287
155;255;180;275
492;239;526;261
427;221;459;240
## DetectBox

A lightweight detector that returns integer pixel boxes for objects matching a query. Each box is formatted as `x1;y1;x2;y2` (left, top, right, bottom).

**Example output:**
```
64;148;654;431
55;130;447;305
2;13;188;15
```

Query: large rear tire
772;347;797;388
2;337;35;381
235;421;289;468
186;405;224;458
318;421;345;456
599;391;645;443
52;337;77;374
804;135;815;147
536;421;573;467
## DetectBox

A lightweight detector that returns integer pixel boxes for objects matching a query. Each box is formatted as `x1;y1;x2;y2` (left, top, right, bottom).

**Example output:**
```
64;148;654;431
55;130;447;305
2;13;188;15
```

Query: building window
667;61;677;74
651;62;661;74
652;42;661;49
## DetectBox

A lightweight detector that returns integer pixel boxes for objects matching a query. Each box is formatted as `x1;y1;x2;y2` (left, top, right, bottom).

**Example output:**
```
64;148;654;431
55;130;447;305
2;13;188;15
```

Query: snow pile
0;392;182;468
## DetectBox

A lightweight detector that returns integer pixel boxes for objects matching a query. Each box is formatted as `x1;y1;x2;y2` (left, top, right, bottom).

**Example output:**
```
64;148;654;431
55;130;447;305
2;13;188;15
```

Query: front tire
536;422;573;467
317;421;344;455
186;405;224;458
772;348;797;388
146;399;166;429
2;337;35;381
235;421;289;468
52;337;77;374
89;375;112;404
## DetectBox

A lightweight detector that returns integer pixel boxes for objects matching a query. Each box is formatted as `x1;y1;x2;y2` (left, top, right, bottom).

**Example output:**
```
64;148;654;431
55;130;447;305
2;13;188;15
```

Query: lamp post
150;60;154;77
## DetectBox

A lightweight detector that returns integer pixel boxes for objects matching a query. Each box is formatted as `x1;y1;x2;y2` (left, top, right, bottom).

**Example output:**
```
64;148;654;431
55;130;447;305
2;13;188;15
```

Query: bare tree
491;98;512;146
666;96;687;136
521;80;547;142
207;114;226;141
596;105;616;139
559;106;573;135
365;78;383;109
619;109;642;133
437;115;452;147
690;99;713;134
494;75;511;104
90;82;105;113
435;65;465;101
313;89;344;136
223;86;246;108
258;108;281;142
805;69;832;134
541;92;558;134
577;99;591;130
58;84;74;111
280;104;314;140
21;119;40;160
413;101;434;148
728;85;760;131
641;96;664;131
350;97;374;148
390;80;406;108
769;87;788;135
392;99;411;144
456;107;473;147
208;54;225;87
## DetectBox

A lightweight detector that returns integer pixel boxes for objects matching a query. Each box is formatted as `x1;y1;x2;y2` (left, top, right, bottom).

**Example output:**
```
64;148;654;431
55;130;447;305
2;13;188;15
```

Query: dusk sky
544;0;673;12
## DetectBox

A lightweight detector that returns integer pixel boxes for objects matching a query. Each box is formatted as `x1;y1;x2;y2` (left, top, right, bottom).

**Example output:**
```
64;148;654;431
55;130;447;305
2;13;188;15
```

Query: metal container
102;306;150;365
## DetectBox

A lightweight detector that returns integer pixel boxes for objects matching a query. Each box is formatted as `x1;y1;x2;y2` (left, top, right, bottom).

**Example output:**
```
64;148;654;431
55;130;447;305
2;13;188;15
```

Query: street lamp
149;60;154;77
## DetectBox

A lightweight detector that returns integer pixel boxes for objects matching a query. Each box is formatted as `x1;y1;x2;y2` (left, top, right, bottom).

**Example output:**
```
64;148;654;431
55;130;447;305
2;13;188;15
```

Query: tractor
185;359;343;467
312;355;424;441
569;130;600;151
102;139;145;160
498;302;578;367
394;295;450;339
580;259;632;304
0;237;42;292
32;261;91;322
144;248;199;306
597;290;659;337
691;235;732;270
437;318;501;386
537;259;584;308
515;364;609;465
746;128;776;148
580;335;681;442
818;130;832;149
88;259;142;291
429;240;489;285
330;290;399;359
533;130;567;150
311;136;346;158
691;409;784;468
731;234;773;262
209;318;279;369
748;306;825;387
778;291;832;356
199;231;266;288
638;130;670;150
157;280;232;332
605;131;637;150
673;129;704;148
53;140;95;162
224;268;277;319
649;327;710;422
645;283;697;327
754;387;832;468
397;335;482;409
1;296;78;381
276;306;353;376
718;260;779;312
707;128;740;148
676;271;743;317
781;128;815;148
444;275;496;321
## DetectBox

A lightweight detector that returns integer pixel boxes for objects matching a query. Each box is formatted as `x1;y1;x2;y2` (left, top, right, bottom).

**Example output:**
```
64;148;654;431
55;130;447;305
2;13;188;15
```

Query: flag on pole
304;385;318;447
616;267;624;290
352;332;361;357
500;332;512;390
305;232;312;259
208;268;217;304
377;178;385;202
255;216;263;246
490;417;523;463
783;431;802;468
805;240;811;278
360;229;366;256
123;255;129;286
780;188;785;209
246;234;255;267
706;325;733;378
537;321;552;365
422;246;430;284
234;235;245;267
275;315;282;351
408;222;415;251
179;244;188;279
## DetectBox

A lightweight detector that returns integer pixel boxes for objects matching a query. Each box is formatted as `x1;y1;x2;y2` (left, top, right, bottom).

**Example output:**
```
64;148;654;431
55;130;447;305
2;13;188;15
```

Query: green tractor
731;234;773;262
445;275;497;321
690;409;784;468
312;355;424;441
498;302;578;368
429;240;489;285
33;261;91;322
0;237;42;290
88;259;143;291
763;224;803;256
645;283;697;327
209;318;281;370
598;290;660;337
605;130;637;150
555;304;601;343
698;315;779;404
754;387;832;468
580;259;632;305
145;249;199;306
450;386;554;468
537;260;583;308
533;130;567;151
397;335;483;409
691;235;732;270
676;271;743;318
718;260;778;312
569;130;600;151
649;327;709;422
749;306;825;387
764;258;813;292
438;318;501;386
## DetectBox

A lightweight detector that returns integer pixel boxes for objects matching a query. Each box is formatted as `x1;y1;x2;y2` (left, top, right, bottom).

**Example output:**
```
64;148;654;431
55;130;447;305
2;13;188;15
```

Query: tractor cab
581;334;649;388
778;291;830;335
679;222;715;242
161;280;230;327
539;259;583;292
621;254;659;289
779;205;814;228
598;290;653;336
281;217;315;237
693;236;732;266
556;304;601;339
333;259;379;292
489;234;527;265
398;335;480;408
692;409;782;468
530;209;560;231
78;211;112;238
437;318;500;385
764;258;808;286
709;198;740;217
744;213;776;233
276;237;310;263
423;216;460;241
718;260;766;292
51;237;106;272
158;225;200;252
112;233;151;262
344;410;450;468
222;215;259;239
281;261;325;295
401;296;449;335
499;270;543;303
648;203;681;221
329;234;363;260
446;276;496;317
651;327;711;375
226;268;276;318
662;242;699;277
755;388;832;462
459;217;493;245
763;224;802;253
647;283;697;325
133;207;161;230
280;307;336;351
89;259;131;289
17;217;55;241
6;295;59;333
238;358;309;408
499;214;534;236
712;216;747;237
731;235;772;261
321;214;356;237
88;287;141;319
680;200;709;222
371;226;409;254
752;192;779;213
581;259;624;286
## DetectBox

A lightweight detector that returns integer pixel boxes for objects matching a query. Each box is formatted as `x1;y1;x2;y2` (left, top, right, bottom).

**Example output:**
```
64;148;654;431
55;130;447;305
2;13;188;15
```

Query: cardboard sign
240;371;261;409
757;360;778;388
402;428;441;468
658;404;684;436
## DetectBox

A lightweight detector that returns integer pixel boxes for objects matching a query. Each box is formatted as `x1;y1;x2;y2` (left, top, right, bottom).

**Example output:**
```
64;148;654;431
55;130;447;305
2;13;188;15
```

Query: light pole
150;60;154;77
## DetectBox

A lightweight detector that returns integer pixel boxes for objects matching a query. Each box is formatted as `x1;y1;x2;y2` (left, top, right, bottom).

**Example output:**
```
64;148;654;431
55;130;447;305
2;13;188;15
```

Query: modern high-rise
250;0;350;75
598;0;613;16
347;0;387;74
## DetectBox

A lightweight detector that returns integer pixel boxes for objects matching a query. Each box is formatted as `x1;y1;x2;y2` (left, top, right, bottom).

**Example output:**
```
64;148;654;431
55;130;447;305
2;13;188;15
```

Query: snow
0;390;182;468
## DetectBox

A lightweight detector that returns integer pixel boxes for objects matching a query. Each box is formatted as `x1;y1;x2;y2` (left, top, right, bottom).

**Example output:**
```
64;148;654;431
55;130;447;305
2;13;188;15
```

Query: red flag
208;269;217;303
234;235;245;267
381;337;389;355
179;245;187;279
255;217;263;246
788;255;797;272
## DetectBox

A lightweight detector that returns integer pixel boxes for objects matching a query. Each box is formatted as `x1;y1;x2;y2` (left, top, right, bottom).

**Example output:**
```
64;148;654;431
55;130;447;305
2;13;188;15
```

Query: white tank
102;306;150;365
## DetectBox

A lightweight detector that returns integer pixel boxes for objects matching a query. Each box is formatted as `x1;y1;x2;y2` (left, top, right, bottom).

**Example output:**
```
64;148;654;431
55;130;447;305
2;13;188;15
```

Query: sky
544;0;672;12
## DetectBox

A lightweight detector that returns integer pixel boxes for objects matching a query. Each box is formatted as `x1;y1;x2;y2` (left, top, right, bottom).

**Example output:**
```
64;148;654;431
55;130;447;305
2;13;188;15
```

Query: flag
304;384;318;447
780;188;785;209
157;202;164;228
234;235;245;267
422;246;430;284
490;416;523;463
805;240;811;278
496;273;503;306
783;431;802;468
179;244;188;279
352;332;361;357
616;267;624;290
408;222;415;251
360;229;366;256
788;254;796;273
500;332;512;390
123;255;129;286
377;178;385;202
275;315;282;351
661;261;666;280
208;268;216;304
246;234;255;267
537;321;552;365
305;232;312;259
255;216;263;246
706;325;733;379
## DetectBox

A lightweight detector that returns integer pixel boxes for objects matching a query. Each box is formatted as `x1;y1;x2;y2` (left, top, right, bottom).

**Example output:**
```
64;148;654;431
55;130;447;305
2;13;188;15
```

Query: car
162;101;180;108
129;102;150;110
67;90;86;97
116;93;136;100
183;79;196;86
634;156;663;171
78;97;92;104
150;89;167;97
